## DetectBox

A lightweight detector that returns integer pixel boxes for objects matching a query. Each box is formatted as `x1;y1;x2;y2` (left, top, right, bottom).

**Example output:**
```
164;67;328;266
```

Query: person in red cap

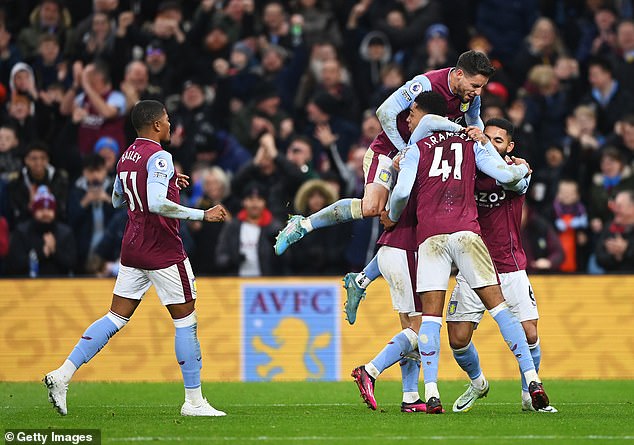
6;185;77;276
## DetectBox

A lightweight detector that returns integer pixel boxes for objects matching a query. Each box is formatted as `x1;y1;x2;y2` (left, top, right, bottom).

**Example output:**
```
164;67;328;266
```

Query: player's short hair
413;91;447;116
485;118;514;140
131;100;166;132
456;50;495;78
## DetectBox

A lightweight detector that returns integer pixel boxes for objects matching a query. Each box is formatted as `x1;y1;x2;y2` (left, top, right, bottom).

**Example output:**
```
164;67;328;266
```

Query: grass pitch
2;380;633;444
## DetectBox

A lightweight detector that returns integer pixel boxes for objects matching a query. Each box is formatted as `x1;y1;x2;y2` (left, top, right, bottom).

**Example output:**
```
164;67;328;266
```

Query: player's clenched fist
204;205;227;222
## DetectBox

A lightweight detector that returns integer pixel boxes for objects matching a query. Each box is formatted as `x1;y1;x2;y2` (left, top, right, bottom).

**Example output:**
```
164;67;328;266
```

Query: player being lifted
274;51;494;258
447;118;558;413
381;91;550;414
44;100;228;417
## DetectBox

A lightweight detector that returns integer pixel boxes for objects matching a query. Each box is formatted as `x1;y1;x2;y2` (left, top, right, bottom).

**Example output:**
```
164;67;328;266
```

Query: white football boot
43;370;68;416
452;380;490;412
181;398;226;416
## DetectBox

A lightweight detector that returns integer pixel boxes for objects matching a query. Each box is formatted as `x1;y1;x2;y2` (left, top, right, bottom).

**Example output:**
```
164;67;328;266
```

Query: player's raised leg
44;294;139;416
275;152;392;255
343;254;381;324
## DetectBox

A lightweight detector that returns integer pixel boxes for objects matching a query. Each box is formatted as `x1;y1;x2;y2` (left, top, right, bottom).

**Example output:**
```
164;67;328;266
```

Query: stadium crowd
0;0;633;277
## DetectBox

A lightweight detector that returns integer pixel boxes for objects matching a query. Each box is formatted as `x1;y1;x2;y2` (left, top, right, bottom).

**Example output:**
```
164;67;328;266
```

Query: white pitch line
106;435;634;442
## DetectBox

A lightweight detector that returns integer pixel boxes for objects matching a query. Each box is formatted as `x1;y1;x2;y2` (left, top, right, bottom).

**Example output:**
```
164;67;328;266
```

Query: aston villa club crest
460;101;470;113
448;301;457;315
378;169;391;183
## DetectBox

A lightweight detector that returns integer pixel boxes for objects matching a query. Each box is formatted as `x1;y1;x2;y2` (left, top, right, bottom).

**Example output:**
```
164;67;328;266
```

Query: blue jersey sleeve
146;151;175;187
112;174;126;208
376;74;432;152
388;145;419;222
464;95;484;130
474;141;528;185
501;174;531;195
408;114;463;145
145;151;204;220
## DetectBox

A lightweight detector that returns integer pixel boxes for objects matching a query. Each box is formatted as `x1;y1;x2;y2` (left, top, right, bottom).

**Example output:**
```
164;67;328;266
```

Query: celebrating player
274;51;494;256
44;100;228;417
382;91;549;414
447;118;558;413
351;94;456;413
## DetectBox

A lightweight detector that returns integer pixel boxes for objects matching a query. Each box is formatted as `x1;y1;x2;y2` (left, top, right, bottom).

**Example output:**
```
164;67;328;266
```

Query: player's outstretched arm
408;114;463;145
376;74;431;152
467;126;529;185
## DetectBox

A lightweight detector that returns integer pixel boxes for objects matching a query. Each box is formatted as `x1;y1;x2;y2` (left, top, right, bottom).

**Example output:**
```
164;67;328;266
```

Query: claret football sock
419;316;442;389
67;311;129;371
308;198;363;229
369;328;417;376
520;339;542;392
489;303;536;379
452;341;483;382
174;311;204;404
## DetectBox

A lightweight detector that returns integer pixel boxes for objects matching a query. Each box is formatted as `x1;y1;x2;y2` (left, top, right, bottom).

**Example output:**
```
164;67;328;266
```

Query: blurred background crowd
0;0;633;277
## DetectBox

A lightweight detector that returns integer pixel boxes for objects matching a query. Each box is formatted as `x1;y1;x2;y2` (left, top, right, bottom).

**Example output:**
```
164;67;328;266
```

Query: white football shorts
417;231;498;292
113;258;197;306
363;148;394;190
447;269;539;324
377;246;420;315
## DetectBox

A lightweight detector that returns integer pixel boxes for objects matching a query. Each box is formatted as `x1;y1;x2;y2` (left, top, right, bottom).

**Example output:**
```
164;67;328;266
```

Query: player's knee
524;329;538;345
448;331;471;350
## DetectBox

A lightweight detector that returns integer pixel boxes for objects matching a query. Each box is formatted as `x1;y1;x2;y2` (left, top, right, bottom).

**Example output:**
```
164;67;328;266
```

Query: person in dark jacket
67;154;115;274
521;203;565;273
215;182;282;276
7;185;76;276
595;189;634;272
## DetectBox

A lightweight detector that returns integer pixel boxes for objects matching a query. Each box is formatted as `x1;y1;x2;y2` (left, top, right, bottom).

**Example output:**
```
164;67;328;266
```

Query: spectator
580;56;634;135
610;19;634;95
0;23;22;88
285;135;318;180
60;61;127;156
521;203;565;273
215;182;283;276
93;136;119;180
6;185;76;276
17;0;71;61
588;147;634;234
595;188;634;272
144;40;178;100
189;166;233;275
529;145;568;212
606;113;634;165
67;154;114;274
71;11;116;64
522;64;571;164
408;23;458;75
287;178;349;275
576;7;619;63
0;124;22;182
552;179;589;272
6;141;68;225
349;31;392;111
232;133;304;221
292;0;342;48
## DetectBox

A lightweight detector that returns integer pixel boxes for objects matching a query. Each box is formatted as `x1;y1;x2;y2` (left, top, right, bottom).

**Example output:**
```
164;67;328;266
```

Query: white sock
522;390;531;402
424;382;439;401
523;369;540;384
185;386;204;406
365;362;380;379
472;373;487;391
299;218;313;232
355;272;371;289
58;359;77;384
403;392;420;404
